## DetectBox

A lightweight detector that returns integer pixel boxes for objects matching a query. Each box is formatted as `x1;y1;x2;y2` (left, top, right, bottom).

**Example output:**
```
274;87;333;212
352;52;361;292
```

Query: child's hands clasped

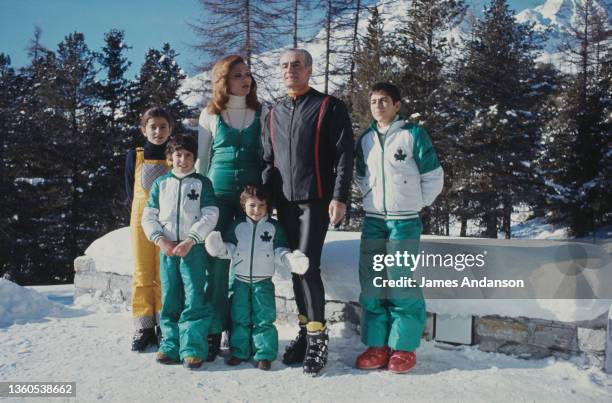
157;238;178;257
173;239;195;257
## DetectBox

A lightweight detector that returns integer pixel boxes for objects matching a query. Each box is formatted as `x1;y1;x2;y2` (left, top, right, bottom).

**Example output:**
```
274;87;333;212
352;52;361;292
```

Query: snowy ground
0;283;611;403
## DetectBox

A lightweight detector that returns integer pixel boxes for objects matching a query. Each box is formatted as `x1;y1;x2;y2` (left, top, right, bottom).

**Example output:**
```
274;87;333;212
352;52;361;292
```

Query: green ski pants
159;244;211;360
230;278;278;361
358;216;426;352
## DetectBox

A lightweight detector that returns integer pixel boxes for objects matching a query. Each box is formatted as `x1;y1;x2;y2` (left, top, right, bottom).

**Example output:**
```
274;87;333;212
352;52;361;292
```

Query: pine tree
350;6;390;131
7;34;83;284
389;0;466;235
454;0;546;238
99;29;131;135
98;29;133;226
0;54;19;280
131;43;193;138
543;0;611;236
51;32;102;280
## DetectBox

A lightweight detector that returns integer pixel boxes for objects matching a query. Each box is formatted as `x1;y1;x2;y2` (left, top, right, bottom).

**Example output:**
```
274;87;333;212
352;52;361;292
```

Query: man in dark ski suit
262;48;354;376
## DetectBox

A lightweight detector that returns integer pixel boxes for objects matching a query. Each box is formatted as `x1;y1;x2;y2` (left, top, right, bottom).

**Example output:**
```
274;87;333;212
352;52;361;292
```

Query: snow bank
0;279;65;327
84;226;134;276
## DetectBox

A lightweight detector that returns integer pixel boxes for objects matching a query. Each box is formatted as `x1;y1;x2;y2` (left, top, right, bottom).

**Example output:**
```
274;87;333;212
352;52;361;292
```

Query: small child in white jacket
205;185;308;370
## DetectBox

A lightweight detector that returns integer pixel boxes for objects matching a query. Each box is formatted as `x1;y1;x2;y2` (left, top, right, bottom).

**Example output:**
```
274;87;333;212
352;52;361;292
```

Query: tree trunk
245;0;252;66
348;0;361;93
460;216;467;237
483;207;498;238
445;212;449;236
293;0;299;48
502;196;511;239
324;0;331;94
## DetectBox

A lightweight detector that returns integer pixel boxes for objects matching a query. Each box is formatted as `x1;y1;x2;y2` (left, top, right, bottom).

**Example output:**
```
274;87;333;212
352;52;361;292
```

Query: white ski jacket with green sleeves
141;170;219;244
221;215;291;283
355;118;444;220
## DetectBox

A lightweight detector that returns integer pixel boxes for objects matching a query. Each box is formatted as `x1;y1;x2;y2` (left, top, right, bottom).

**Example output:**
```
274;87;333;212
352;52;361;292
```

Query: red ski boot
355;346;390;370
387;350;416;374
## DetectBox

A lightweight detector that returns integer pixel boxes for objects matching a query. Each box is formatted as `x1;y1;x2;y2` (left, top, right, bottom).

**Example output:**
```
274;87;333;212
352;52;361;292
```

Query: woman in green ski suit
196;55;265;360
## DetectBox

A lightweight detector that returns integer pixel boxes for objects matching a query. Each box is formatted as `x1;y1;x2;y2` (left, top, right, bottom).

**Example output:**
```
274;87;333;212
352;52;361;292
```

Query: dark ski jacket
262;88;354;205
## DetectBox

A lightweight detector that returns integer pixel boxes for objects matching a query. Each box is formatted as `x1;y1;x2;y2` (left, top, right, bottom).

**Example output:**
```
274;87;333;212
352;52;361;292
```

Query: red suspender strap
269;107;275;167
314;96;330;199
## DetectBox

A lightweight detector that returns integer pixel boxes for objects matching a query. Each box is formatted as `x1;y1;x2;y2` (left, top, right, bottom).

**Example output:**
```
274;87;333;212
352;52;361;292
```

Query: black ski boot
206;333;222;362
131;328;157;352
282;326;307;365
303;328;329;377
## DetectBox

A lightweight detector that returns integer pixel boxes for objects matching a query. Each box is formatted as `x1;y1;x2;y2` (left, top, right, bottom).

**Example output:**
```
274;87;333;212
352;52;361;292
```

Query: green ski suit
355;118;444;351
142;170;219;360
221;215;289;361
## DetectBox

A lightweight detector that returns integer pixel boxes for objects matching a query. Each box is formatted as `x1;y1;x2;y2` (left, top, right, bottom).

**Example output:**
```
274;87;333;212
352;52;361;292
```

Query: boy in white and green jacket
355;83;443;374
205;185;309;370
141;133;219;370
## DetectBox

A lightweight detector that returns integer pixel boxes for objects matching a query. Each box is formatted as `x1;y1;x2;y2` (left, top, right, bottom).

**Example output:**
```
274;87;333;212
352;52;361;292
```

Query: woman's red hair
206;55;260;115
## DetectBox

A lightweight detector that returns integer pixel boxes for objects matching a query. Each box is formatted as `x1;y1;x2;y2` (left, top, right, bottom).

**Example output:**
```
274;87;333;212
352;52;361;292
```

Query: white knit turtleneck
196;95;265;175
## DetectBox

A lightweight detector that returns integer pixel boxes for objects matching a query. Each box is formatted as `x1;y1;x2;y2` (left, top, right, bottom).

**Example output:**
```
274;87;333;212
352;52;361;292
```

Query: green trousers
230;278;278;361
206;195;241;334
159;245;211;360
358;216;426;352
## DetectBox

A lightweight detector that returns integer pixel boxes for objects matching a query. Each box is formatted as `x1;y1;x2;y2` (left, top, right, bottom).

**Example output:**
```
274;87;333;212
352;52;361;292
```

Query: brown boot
156;352;180;365
257;360;271;370
183;356;204;370
226;356;243;366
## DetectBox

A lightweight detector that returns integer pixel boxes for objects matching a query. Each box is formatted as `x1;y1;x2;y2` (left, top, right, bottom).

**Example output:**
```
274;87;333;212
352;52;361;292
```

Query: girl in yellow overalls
125;107;173;351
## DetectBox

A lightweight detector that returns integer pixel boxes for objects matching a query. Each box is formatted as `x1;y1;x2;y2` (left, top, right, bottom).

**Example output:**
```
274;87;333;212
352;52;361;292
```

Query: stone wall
74;228;612;371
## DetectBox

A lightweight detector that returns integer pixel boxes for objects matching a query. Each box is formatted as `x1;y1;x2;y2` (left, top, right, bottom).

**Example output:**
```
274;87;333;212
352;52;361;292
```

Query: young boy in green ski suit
204;185;309;370
141;133;219;370
354;83;444;374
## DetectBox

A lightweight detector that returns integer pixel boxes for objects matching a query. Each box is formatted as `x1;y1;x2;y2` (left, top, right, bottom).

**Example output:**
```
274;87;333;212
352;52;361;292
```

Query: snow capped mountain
516;0;611;66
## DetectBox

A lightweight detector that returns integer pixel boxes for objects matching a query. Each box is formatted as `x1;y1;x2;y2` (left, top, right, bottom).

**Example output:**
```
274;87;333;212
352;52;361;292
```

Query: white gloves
205;231;228;258
286;250;310;275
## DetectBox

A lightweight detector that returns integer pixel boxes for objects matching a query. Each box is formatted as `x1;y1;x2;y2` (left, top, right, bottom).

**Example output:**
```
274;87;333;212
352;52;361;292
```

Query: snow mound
85;226;133;276
0;279;65;327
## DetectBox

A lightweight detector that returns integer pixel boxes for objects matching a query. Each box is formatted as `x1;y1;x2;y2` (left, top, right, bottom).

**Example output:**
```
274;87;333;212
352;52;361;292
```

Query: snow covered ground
0;281;611;403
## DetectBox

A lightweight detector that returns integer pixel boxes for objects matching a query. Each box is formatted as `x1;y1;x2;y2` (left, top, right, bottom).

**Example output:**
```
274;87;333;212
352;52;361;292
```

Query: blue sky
0;0;543;77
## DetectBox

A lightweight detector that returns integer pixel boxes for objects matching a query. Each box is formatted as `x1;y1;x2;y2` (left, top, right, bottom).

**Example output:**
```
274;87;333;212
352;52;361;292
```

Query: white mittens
286;250;310;275
205;231;227;258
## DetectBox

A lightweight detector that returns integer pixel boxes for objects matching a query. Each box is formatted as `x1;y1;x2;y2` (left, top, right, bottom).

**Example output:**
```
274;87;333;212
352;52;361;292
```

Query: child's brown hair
165;133;198;157
239;185;269;210
140;107;174;128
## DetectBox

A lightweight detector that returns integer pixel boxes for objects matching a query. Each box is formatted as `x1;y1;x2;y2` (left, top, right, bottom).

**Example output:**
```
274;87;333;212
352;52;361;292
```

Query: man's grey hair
280;48;313;68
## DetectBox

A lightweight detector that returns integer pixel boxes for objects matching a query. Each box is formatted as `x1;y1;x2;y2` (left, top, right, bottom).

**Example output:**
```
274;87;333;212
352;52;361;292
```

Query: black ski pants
277;199;330;324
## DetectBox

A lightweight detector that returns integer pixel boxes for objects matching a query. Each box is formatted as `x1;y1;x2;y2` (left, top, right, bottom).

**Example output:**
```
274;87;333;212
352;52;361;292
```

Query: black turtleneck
124;140;168;206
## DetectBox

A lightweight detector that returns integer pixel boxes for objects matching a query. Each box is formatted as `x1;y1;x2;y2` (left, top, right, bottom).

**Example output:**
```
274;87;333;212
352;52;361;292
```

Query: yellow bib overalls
130;148;168;329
